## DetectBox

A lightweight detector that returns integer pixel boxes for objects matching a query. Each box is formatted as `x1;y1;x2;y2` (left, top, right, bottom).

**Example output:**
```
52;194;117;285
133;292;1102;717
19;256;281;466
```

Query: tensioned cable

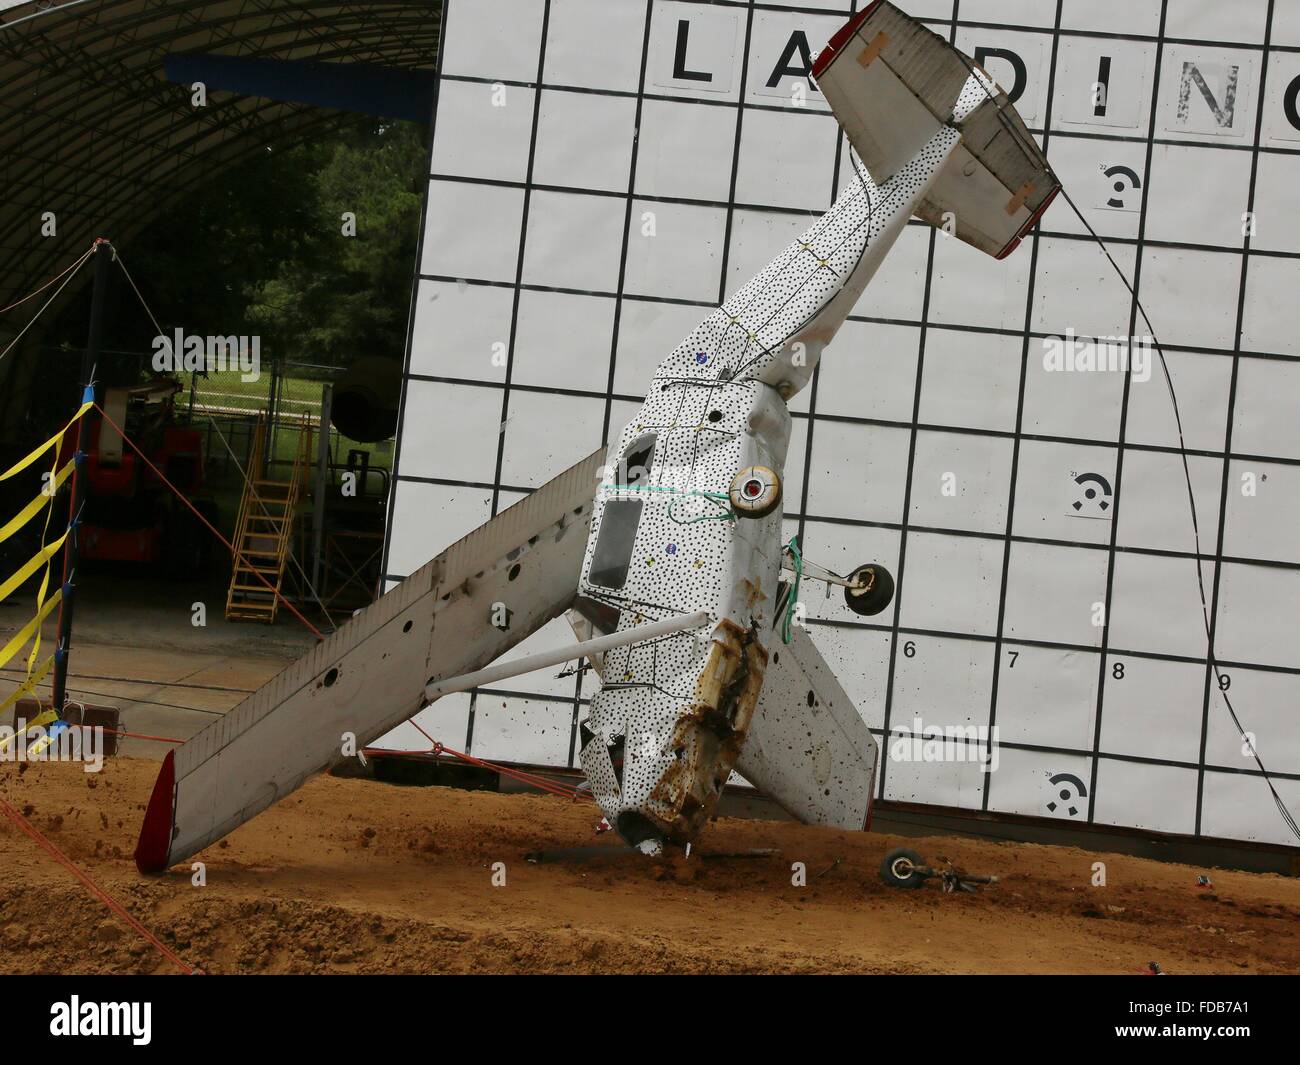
943;47;1300;842
0;242;97;364
109;243;340;631
0;242;97;316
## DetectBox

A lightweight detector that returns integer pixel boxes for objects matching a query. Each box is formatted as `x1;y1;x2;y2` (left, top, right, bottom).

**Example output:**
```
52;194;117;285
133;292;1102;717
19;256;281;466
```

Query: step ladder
225;415;311;623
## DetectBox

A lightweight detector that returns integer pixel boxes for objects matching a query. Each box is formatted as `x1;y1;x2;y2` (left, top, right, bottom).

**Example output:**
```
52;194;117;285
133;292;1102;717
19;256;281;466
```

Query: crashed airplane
136;1;1060;871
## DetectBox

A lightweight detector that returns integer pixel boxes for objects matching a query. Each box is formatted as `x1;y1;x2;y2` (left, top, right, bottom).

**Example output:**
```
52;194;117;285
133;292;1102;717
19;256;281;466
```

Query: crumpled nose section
581;619;767;847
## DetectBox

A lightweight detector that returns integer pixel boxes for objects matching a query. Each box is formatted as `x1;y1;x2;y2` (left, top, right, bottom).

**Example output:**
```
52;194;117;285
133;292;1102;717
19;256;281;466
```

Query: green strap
601;483;735;524
781;536;802;645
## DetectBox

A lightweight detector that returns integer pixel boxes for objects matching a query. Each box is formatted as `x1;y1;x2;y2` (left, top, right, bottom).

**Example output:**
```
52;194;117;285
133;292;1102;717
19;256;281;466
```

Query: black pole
50;240;110;714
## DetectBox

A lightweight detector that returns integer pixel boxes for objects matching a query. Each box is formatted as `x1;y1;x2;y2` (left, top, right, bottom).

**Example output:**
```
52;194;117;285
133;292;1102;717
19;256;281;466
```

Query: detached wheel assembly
844;563;894;616
729;465;781;518
879;848;1000;893
879;847;927;889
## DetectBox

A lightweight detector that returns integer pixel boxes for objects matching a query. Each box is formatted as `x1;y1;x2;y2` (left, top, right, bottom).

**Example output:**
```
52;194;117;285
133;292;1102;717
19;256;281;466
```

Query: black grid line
1085;0;1169;824
983;0;1065;816
714;1;758;305
791;0;857;555
410;270;1300;364
422;171;1300;260
874;0;960;801
580;0;658;769
1195;0;1278;835
473;0;552;753
487;0;552;521
384;658;1290;794
426;171;1300;261
379;0;448;585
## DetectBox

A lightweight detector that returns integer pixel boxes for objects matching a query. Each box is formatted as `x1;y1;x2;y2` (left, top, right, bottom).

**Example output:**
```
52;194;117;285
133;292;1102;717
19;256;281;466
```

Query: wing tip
812;1;884;79
134;748;177;874
994;183;1062;260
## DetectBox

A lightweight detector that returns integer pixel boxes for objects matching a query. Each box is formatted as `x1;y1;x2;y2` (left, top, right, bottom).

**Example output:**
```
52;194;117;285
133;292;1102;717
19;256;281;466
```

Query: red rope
103;727;184;745
19;719;583;801
39;719;585;802
92;402;324;641
436;745;589;801
0;796;200;974
401;718;589;799
0;241;99;316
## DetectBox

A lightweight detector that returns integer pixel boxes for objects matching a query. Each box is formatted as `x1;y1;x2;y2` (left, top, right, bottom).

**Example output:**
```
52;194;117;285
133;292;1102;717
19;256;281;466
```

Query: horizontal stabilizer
814;1;1059;258
737;626;877;830
136;446;603;872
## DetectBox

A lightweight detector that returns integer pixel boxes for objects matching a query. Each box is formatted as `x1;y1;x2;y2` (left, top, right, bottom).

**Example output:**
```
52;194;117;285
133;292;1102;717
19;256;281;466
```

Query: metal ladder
225;415;310;623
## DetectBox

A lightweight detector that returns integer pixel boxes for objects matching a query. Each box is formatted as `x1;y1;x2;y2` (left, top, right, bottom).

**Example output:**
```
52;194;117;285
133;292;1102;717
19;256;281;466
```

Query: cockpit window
589;499;642;589
620;433;656;487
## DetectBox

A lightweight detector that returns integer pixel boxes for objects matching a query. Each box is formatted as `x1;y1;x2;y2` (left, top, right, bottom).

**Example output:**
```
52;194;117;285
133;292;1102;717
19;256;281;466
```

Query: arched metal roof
0;0;440;334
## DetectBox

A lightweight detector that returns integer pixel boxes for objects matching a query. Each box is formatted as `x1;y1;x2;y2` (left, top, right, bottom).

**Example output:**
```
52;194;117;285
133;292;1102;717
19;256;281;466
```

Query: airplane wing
736;625;878;831
136;446;604;872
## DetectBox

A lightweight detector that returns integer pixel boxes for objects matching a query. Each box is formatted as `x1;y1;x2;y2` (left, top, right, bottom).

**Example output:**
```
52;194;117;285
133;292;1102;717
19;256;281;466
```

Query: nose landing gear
843;563;894;616
879;847;999;893
779;545;896;618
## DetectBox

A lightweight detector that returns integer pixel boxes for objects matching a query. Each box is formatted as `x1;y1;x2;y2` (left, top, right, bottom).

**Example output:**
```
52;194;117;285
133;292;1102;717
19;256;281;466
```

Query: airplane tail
813;0;1059;259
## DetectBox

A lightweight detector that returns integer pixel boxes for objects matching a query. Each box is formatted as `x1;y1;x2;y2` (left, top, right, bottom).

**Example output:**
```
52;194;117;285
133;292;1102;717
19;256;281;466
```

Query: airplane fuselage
577;126;963;849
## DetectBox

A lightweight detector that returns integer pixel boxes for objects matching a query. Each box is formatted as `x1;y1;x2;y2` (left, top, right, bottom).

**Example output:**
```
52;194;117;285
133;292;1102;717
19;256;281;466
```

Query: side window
588;499;642;590
619;433;656;487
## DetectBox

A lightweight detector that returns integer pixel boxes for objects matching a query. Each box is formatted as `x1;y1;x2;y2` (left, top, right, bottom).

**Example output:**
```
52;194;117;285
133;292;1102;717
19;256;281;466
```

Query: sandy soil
2;757;1298;975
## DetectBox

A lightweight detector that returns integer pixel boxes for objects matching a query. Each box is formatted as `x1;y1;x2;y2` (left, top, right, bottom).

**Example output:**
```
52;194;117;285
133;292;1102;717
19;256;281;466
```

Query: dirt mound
2;758;1297;974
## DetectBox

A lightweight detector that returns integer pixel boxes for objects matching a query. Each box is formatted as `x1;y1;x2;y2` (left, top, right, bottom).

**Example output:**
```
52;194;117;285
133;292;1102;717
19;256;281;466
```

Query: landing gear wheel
729;465;781;518
844;563;894;616
880;847;926;889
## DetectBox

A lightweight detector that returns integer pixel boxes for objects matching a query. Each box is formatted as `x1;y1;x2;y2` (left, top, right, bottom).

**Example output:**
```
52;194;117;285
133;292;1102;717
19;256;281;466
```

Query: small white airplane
136;1;1059;871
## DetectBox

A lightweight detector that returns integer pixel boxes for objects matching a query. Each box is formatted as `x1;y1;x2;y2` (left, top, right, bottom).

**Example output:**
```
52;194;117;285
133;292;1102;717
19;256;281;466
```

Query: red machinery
63;378;216;573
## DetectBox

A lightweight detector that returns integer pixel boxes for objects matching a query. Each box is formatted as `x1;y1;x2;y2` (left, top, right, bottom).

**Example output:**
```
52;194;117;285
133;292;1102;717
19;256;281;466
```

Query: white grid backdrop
380;0;1300;848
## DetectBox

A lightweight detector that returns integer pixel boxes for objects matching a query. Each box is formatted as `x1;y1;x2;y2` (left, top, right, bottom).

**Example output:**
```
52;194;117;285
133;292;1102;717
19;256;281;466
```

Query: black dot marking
569;117;969;839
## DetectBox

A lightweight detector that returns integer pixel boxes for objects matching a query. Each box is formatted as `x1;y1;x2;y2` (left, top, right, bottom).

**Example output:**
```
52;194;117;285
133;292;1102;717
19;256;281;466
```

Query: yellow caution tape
25;716;63;757
0;459;73;545
0;703;57;754
26;564;53;675
0;401;91;482
0;588;62;672
26;440;67;669
0;530;68;606
0;655;54;721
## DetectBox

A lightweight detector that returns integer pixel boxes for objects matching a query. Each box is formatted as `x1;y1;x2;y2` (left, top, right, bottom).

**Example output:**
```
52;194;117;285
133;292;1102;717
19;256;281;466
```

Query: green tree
246;120;428;366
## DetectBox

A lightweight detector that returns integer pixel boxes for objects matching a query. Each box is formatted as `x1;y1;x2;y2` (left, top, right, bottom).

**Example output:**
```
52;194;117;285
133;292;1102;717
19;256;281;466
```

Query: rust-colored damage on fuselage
644;618;768;843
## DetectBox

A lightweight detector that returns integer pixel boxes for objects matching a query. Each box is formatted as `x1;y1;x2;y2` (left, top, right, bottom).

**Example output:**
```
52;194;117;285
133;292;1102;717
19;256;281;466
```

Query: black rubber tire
880;847;927;889
844;564;894;616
